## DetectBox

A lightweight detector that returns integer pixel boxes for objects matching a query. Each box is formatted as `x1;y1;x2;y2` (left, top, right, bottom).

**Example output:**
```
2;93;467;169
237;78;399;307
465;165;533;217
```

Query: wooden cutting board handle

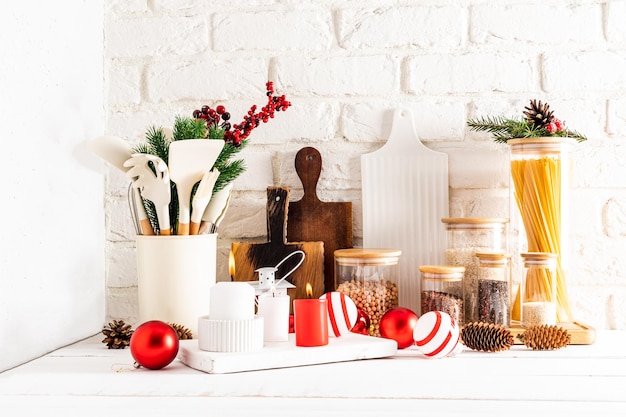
266;186;289;244
295;147;322;205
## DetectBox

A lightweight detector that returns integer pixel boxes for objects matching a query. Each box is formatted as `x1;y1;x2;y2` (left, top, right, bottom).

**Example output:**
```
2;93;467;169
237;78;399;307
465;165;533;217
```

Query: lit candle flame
306;283;312;298
229;251;235;281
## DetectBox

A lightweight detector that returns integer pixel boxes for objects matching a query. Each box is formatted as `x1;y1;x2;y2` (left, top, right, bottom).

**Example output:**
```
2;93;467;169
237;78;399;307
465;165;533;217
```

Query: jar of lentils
441;217;508;324
334;248;401;337
420;265;465;325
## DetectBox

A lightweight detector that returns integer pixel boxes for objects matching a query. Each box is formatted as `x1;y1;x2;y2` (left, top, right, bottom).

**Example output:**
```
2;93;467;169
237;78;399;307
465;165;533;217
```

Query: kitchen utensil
210;187;232;234
84;135;133;172
189;169;220;235
199;182;233;234
286;147;353;292
85;135;154;235
129;185;155;235
232;186;324;309
361;108;448;314
169;139;225;235
124;153;172;235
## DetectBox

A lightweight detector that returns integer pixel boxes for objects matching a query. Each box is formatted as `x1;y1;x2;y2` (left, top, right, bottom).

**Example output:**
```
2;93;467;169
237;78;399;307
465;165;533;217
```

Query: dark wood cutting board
286;147;353;292
232;186;325;306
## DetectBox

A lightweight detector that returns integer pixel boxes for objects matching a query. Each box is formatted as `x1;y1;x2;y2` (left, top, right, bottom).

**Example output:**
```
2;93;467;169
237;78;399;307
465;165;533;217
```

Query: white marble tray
178;333;397;374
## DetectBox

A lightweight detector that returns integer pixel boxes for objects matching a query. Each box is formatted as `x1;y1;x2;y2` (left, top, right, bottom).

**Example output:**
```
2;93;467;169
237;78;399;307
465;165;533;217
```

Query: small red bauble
130;320;179;370
350;308;371;335
379;307;419;349
289;314;295;334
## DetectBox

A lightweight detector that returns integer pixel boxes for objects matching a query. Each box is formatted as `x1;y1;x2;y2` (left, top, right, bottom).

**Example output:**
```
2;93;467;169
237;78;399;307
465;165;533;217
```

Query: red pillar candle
293;298;329;347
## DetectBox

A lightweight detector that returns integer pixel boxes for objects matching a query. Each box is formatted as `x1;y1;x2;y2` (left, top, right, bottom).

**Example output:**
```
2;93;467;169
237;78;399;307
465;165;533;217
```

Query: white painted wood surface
1;331;625;416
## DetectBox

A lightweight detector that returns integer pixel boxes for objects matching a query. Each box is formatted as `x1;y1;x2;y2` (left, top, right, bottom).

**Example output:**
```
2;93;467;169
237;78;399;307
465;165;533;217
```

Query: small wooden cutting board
232;186;324;305
287;147;353;292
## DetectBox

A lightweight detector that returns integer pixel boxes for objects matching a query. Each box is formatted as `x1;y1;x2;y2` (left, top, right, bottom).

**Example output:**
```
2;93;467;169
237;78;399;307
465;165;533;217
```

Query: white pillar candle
209;282;255;321
257;293;290;342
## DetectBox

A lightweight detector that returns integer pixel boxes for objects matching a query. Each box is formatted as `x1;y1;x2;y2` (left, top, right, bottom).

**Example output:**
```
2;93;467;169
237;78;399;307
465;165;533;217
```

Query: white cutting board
178;333;397;374
361;108;449;314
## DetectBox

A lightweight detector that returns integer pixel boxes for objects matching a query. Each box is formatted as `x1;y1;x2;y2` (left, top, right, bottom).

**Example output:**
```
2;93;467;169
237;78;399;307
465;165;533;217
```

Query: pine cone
523;99;554;129
102;319;134;349
461;322;514;352
517;324;570;350
169;322;193;340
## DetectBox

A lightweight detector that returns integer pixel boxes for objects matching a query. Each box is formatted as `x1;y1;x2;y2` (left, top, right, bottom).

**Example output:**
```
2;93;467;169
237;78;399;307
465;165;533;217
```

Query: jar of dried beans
441;217;508;325
476;252;512;327
334;248;401;337
420;265;465;325
520;252;557;328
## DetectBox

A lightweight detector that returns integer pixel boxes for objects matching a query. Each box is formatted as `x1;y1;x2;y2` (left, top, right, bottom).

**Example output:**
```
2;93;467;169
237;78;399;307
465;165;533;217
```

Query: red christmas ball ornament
289;314;295;334
351;308;371;335
130;320;180;370
379;307;418;349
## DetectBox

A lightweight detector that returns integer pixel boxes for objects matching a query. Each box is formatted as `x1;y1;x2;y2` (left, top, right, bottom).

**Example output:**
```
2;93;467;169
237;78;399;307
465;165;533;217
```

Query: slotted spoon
124;153;172;235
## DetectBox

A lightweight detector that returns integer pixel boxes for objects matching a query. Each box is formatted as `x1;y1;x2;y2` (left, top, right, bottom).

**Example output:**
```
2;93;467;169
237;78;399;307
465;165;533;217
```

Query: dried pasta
511;156;572;322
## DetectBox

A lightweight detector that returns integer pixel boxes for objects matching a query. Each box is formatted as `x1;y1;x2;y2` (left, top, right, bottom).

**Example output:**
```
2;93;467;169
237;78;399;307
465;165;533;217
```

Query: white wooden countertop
1;331;625;416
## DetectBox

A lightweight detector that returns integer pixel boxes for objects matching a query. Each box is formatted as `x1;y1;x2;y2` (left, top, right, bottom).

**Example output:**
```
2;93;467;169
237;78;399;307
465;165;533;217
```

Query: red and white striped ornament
320;292;358;337
413;310;459;359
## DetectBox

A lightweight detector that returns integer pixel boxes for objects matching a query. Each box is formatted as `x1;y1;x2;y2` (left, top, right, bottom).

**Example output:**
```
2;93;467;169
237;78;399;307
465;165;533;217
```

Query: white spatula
189;169;220;235
169;139;225;235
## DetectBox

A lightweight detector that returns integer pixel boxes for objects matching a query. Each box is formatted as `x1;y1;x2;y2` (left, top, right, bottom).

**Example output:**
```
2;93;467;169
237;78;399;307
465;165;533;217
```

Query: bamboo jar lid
334;248;401;266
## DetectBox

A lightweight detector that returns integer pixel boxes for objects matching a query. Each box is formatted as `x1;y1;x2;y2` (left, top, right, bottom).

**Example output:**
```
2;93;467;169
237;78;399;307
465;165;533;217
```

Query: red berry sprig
546;118;565;133
192;81;291;147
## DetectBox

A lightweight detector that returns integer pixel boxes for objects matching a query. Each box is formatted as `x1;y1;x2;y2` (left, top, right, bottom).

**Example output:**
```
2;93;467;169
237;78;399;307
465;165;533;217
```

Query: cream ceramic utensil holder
136;234;217;337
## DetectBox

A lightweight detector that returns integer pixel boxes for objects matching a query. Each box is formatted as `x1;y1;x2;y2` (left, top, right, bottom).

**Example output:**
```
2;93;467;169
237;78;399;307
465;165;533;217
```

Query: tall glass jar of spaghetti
509;138;574;323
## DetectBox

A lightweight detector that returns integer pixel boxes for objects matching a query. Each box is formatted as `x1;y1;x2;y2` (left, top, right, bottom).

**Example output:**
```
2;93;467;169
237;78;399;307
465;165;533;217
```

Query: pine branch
172;116;208;140
467;100;587;143
135;126;170;164
468;116;563;143
212;140;247;192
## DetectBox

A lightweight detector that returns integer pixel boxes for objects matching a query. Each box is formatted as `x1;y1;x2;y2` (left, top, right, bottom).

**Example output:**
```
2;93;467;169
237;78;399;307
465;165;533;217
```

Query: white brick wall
104;0;626;331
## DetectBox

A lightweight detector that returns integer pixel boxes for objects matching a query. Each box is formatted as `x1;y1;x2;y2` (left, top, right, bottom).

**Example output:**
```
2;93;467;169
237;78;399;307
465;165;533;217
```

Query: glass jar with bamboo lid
476;252;512;327
420;265;465;325
334;248;401;337
509;137;574;323
519;252;558;327
441;217;509;324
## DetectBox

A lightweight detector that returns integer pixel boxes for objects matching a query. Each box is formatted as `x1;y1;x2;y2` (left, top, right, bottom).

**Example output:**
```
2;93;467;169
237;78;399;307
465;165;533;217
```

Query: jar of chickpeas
334;248;401;337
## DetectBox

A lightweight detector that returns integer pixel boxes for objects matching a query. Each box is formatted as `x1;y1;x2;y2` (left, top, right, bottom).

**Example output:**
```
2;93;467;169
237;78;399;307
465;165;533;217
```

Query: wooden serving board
232;186;324;305
287;147;353;292
178;333;397;374
509;321;596;345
